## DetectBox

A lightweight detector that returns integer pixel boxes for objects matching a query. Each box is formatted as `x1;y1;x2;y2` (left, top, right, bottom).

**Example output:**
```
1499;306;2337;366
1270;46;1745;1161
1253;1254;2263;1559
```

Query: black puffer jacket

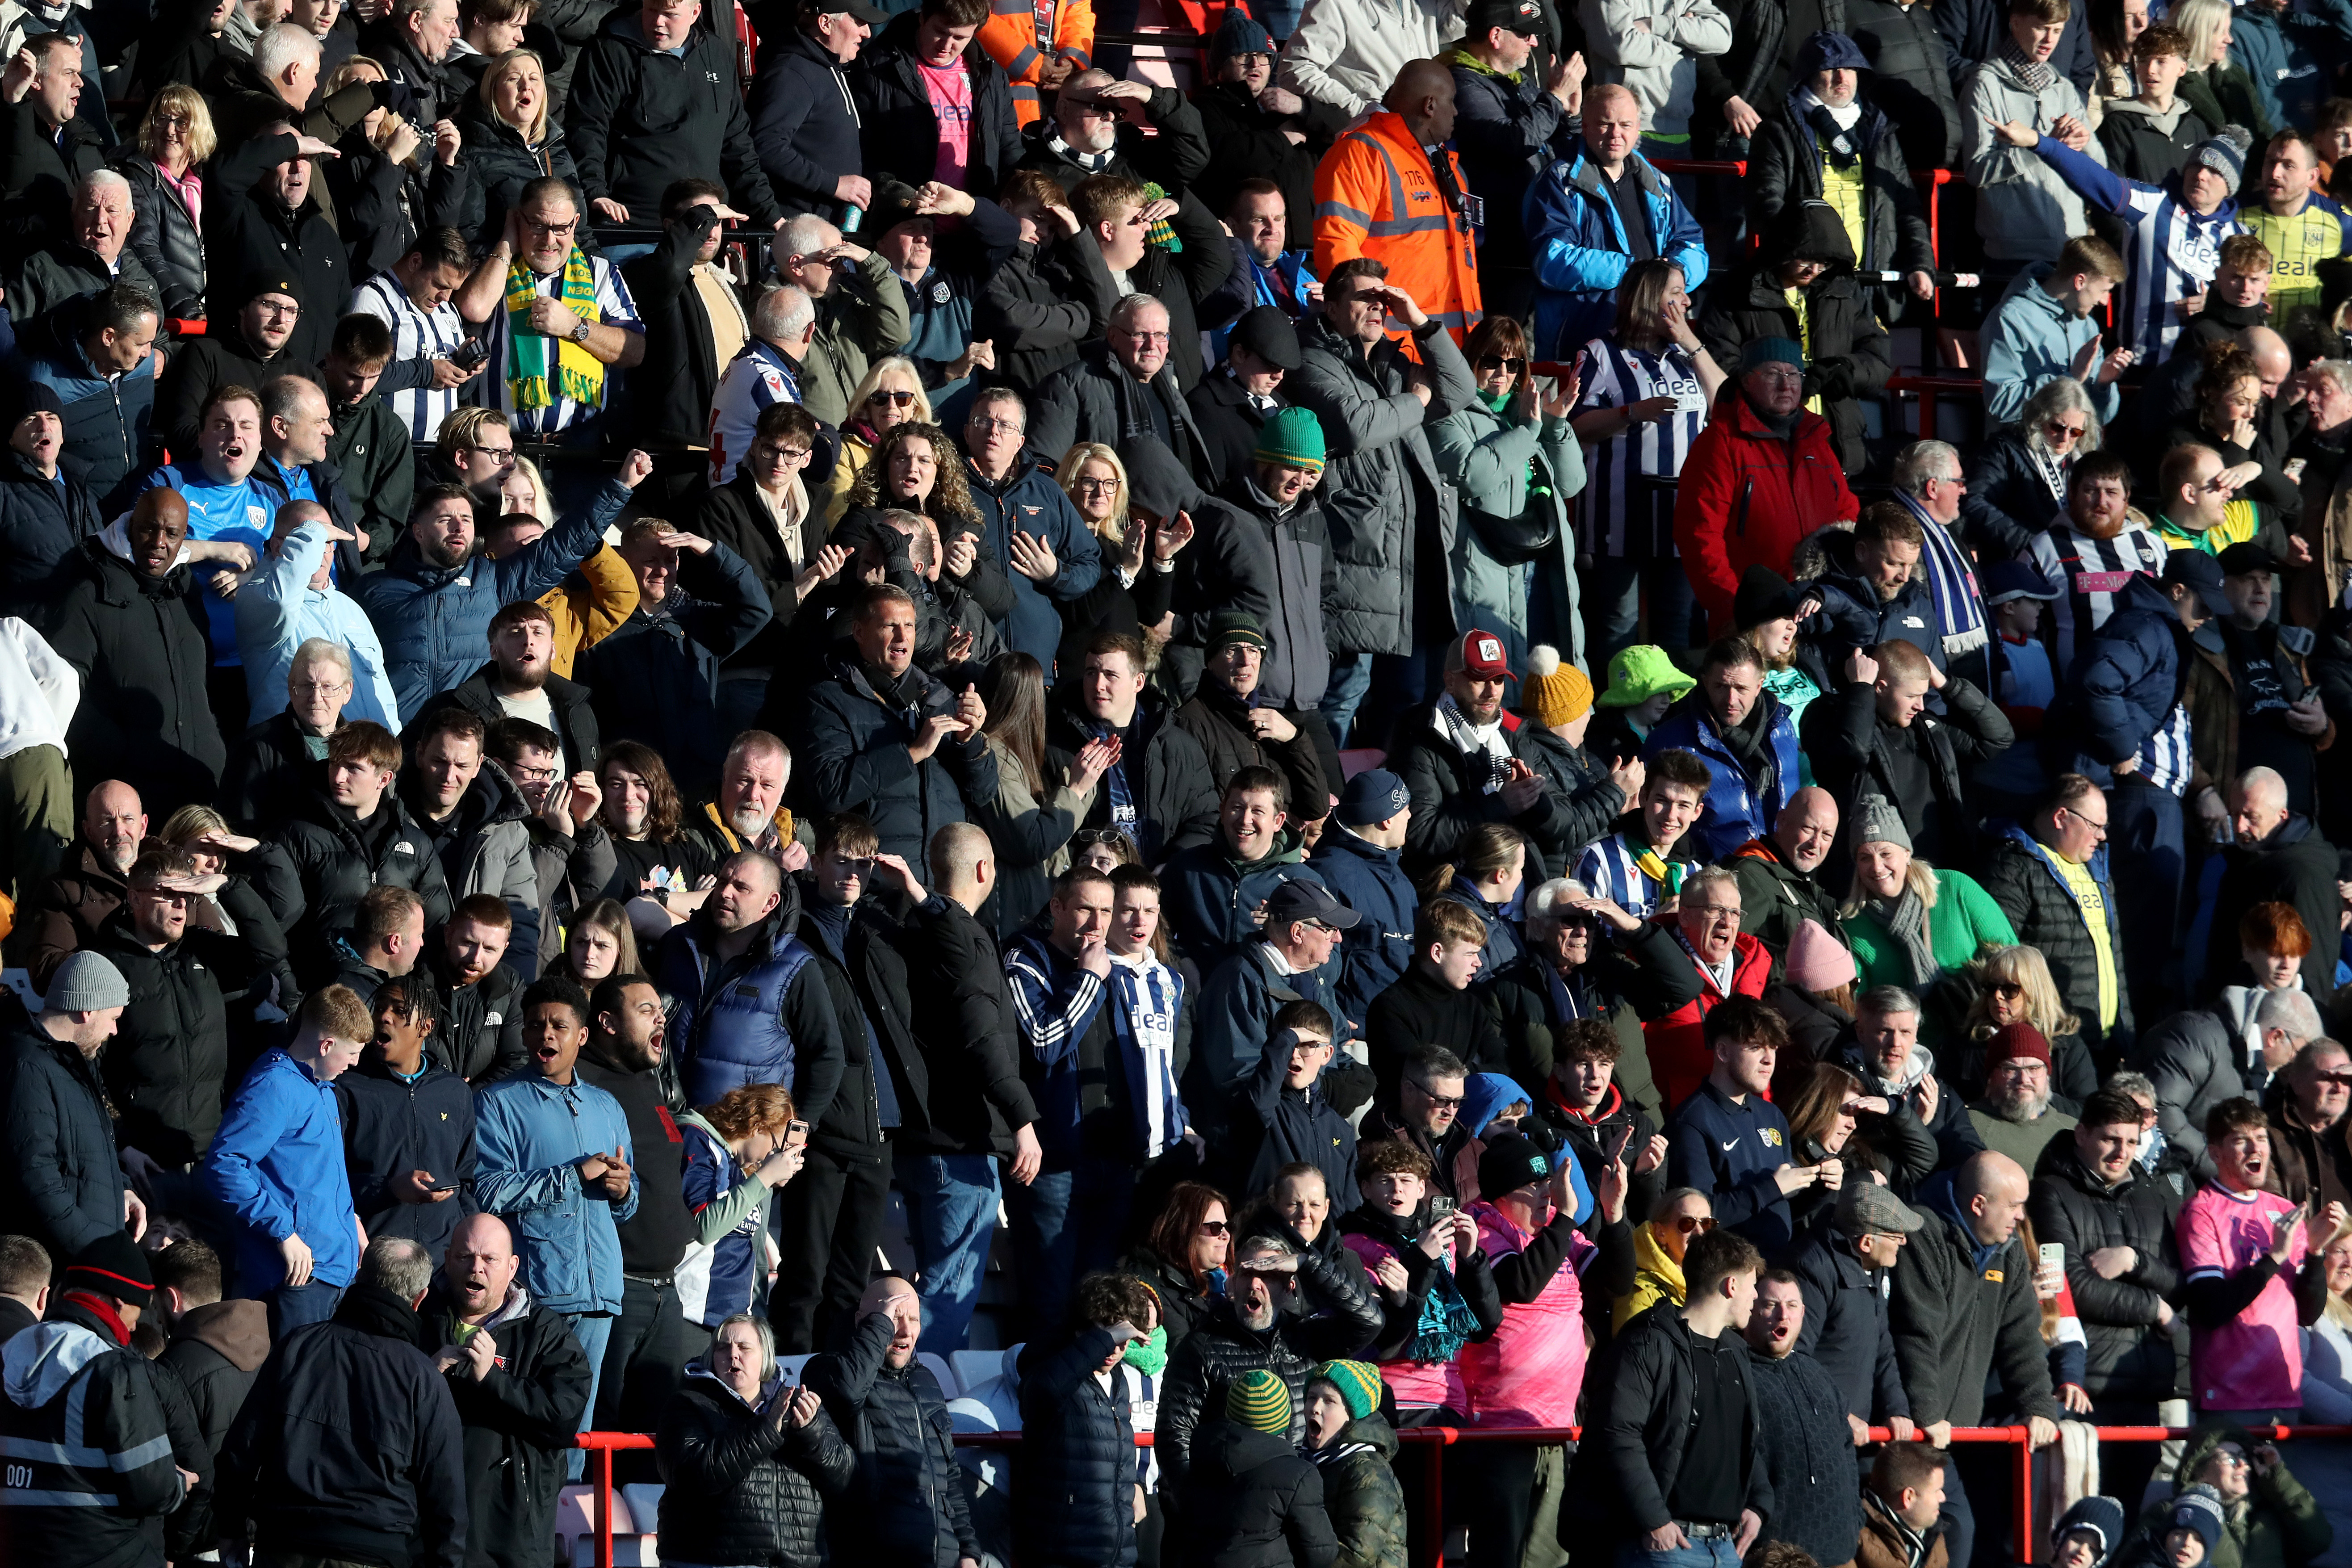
807;1311;980;1568
94;908;258;1168
1977;825;2134;1066
1156;1249;1384;1484
1747;91;1933;289
272;788;456;983
1958;429;2063;561
1016;1327;1139;1568
1387;698;1609;882
42;537;224;813
0;444;99;617
658;1364;856;1568
419;1288;594;1568
0;1017;123;1256
1182;1418;1340;1568
453;106;591;254
114;151;208;320
158;1300;271;1553
429;953;527;1086
2025;1138;2187;1404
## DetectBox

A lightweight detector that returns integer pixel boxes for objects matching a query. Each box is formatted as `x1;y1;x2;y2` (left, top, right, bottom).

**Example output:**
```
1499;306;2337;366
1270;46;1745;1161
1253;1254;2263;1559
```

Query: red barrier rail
575;1421;2352;1568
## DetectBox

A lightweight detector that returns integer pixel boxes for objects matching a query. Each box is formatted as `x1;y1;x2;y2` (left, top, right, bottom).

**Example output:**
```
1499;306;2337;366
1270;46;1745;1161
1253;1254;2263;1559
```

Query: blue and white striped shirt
2031;137;2244;363
2138;704;2196;797
478;253;645;438
351;270;467;443
1570;833;1678;918
1572;337;1708;559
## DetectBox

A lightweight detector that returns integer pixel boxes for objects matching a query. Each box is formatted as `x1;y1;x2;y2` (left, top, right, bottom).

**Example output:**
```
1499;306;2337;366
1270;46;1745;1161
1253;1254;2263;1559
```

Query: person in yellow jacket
1312;59;1483;338
978;0;1096;125
482;456;640;679
1610;1186;1712;1331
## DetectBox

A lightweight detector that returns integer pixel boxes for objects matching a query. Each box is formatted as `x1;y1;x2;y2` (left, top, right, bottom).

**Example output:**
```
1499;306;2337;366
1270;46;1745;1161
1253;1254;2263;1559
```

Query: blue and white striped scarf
1900;492;1987;659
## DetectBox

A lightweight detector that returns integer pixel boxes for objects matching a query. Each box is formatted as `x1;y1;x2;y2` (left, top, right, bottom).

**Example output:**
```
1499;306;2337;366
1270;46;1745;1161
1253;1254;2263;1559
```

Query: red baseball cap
1458;629;1510;680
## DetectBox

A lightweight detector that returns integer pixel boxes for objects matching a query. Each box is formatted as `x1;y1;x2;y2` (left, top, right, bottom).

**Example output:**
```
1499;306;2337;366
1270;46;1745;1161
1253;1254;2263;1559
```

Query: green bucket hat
1253;405;1326;472
1593;644;1697;708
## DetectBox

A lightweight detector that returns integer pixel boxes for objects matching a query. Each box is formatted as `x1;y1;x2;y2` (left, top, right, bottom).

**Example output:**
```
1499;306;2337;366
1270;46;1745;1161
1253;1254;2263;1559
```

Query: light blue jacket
471;1071;638;1315
1523;142;1709;359
139;461;288;668
201;1048;360;1293
1978;262;2121;429
234;518;399;728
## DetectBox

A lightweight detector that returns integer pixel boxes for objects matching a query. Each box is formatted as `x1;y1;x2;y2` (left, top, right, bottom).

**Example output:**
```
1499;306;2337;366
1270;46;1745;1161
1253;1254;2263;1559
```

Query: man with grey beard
1967;1025;2079;1168
1154;1229;1382;1484
686;729;809;872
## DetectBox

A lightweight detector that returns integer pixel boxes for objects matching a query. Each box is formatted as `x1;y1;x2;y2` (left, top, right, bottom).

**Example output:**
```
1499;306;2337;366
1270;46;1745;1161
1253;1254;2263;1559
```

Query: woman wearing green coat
1431;315;1589;681
1840;799;2017;1044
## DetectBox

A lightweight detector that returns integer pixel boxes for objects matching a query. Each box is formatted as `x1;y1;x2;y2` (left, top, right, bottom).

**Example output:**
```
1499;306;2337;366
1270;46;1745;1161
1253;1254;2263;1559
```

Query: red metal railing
575;1422;2352;1568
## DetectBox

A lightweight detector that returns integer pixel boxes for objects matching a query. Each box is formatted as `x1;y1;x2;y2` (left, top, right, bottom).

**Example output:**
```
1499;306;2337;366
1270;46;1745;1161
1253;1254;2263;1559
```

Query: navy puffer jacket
1016;1327;1138;1568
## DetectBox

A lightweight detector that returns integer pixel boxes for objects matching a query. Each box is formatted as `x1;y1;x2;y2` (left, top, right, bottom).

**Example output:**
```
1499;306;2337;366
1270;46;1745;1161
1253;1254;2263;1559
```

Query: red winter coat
1673;390;1857;636
1640;922;1773;1115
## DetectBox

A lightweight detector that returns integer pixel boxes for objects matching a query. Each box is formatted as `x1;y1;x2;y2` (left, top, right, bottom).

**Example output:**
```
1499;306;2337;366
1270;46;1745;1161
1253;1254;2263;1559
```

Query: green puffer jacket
1312;1416;1407;1568
2133;1427;2334;1568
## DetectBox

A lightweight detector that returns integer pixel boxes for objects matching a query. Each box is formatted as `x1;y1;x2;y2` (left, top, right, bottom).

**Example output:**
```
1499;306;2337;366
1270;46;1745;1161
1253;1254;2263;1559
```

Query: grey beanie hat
1851;796;1912;853
46;951;129;1013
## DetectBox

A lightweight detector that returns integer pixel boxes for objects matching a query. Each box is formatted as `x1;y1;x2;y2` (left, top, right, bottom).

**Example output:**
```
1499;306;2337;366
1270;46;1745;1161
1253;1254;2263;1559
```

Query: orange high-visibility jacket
1311;109;1482;337
978;0;1097;125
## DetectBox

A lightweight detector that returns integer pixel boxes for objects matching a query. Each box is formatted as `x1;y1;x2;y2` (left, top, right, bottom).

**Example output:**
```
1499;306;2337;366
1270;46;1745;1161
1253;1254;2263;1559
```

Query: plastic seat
917;1350;959;1397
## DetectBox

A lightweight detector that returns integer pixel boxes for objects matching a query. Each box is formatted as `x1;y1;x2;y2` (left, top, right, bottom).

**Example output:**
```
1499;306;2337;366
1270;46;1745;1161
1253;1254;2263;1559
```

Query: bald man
805;1273;982;1568
2205;766;2340;1000
1310;56;1483;336
1729;786;1843;957
1890;1150;2061;1568
14;778;143;989
895;822;1040;1354
236;498;400;728
420;1211;593;1568
1523;81;1711;359
46;486;227;811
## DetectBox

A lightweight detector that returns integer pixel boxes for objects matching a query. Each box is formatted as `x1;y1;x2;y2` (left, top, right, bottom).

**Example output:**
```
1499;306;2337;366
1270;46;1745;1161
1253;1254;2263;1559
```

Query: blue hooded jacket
1522;141;1709;360
471;1071;638;1316
201;1048;361;1293
1312;825;1417;1025
1643;691;1801;863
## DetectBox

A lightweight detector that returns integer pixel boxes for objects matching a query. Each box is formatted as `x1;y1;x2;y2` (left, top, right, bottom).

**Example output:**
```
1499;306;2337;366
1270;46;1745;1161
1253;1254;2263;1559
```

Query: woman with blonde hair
2169;0;2273;138
825;358;934;524
679;1083;806;1342
151;803;302;1036
319;55;459;272
1840;802;2017;1043
1960;944;2093;1103
457;47;588;252
120;85;216;321
1052;439;1189;655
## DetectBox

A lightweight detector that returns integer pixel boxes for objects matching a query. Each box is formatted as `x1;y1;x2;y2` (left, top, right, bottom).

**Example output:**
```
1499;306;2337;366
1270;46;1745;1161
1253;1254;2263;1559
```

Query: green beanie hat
1253;406;1326;472
1313;1360;1384;1422
1226;1368;1292;1434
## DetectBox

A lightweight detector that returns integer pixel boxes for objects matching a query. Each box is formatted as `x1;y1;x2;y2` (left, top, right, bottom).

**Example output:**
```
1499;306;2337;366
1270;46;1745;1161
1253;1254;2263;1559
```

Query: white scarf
1797;87;1864;132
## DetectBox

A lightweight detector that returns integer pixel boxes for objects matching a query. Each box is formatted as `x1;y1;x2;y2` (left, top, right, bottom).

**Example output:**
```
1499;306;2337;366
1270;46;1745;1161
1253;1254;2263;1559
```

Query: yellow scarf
503;246;605;411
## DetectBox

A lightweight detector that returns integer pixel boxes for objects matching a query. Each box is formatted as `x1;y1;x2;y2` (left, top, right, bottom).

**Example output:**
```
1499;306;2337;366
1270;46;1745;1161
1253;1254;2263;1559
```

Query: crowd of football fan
11;0;2352;1563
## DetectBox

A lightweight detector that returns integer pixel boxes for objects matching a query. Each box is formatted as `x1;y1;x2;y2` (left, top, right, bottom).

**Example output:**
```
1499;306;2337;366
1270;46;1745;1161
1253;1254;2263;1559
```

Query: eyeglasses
755;443;813;463
1406;1081;1464;1110
290;678;350;696
868;389;918;408
1118;329;1172;344
470;443;517;461
523;215;579;234
1073;477;1122;495
508;763;558;784
969;416;1022;435
253;299;301;319
1477;353;1526;373
1671;1214;1718;1234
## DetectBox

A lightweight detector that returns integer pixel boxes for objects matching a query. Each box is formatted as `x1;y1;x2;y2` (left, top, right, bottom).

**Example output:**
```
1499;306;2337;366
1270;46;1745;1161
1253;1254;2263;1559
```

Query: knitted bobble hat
1227;1368;1292;1434
1520;645;1593;728
1313;1360;1384;1422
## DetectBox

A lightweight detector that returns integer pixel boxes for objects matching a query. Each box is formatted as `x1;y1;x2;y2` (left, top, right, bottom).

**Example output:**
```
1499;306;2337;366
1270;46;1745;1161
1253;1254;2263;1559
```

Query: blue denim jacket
472;1072;638;1315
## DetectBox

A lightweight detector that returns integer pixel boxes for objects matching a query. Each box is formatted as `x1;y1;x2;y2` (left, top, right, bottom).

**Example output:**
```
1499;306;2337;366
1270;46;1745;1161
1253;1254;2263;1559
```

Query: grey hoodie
1959;54;2109;262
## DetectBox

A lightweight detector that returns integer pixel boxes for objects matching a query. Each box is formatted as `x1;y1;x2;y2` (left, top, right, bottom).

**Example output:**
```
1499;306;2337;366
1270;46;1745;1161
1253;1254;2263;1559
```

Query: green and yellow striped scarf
504;246;605;412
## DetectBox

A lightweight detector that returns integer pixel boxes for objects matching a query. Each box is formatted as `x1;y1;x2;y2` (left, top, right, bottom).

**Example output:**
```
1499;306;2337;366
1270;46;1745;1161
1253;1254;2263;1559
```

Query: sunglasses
1672;1215;1719;1235
1407;1082;1464;1110
1477;353;1526;373
1073;829;1132;849
869;388;918;408
1198;1219;1231;1237
2044;420;2088;440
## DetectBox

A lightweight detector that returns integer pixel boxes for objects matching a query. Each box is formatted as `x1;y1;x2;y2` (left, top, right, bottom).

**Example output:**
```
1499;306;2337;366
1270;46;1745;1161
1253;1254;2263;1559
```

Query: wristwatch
571;316;592;345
